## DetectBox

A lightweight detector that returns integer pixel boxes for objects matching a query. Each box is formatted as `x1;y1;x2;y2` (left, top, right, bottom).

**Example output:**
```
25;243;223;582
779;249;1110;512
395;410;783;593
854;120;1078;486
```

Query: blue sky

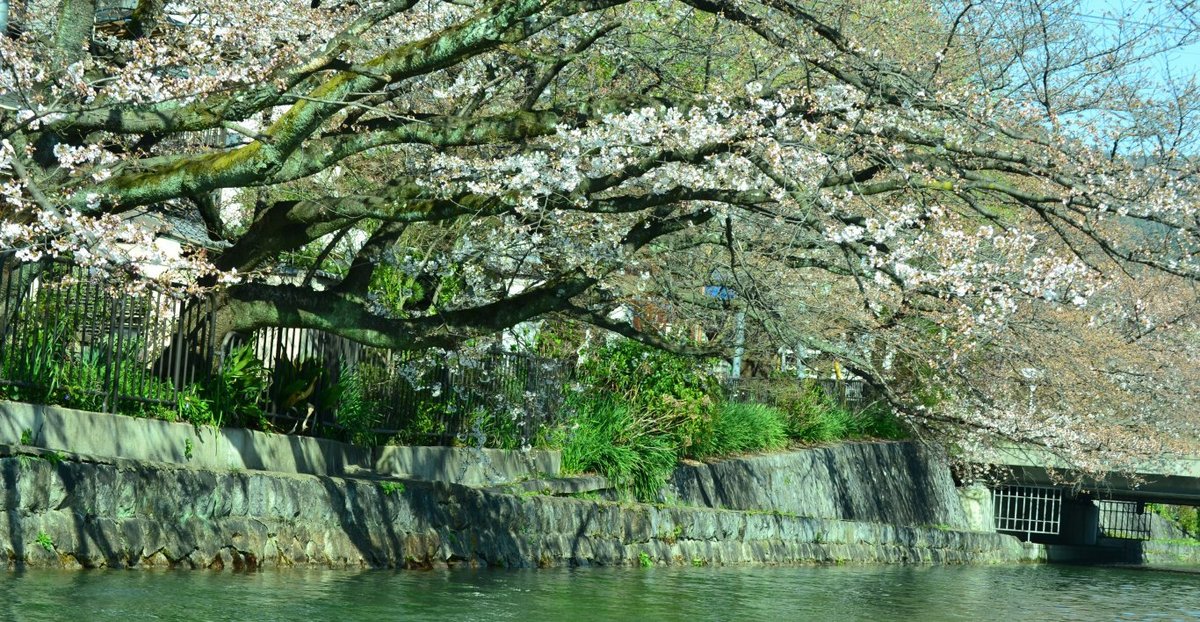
1075;0;1200;82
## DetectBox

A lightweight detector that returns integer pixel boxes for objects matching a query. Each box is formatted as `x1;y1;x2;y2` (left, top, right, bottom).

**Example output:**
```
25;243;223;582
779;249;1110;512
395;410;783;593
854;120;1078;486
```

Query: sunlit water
0;564;1197;621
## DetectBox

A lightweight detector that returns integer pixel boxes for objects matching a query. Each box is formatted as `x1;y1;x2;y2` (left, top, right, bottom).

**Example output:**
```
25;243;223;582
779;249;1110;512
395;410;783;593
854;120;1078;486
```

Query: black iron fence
0;254;572;447
0;257;218;416
725;376;874;411
1098;500;1151;540
352;349;573;446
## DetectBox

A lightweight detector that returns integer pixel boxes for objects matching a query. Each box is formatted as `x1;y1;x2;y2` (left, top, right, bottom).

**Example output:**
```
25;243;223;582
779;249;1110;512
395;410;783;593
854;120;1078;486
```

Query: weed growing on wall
35;531;53;552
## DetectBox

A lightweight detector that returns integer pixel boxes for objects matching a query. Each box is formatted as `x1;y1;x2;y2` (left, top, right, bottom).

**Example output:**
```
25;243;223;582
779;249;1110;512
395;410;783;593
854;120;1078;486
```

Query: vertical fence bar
0;254;12;367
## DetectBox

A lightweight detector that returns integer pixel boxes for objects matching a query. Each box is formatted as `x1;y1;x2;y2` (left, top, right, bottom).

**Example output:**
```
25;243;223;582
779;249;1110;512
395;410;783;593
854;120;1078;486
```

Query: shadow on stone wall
0;446;1034;570
664;442;969;529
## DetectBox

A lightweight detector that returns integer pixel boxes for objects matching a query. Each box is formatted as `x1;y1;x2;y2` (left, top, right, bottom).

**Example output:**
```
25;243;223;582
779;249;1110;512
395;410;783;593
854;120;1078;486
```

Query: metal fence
0;254;571;446
1097;500;1151;540
992;485;1063;538
0;258;218;415
726;377;873;411
353;349;573;445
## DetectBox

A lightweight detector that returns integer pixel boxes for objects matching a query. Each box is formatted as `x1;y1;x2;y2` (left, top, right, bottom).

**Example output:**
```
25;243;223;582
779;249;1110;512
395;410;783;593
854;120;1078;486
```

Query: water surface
1;564;1197;621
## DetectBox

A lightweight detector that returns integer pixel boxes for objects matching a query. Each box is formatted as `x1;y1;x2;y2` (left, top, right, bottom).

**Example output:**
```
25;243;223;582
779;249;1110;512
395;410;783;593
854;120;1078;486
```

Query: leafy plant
1148;504;1200;537
689;402;788;459
533;319;586;359
379;481;405;496
768;381;906;443
576;339;719;453
177;385;215;427
638;551;653;568
561;397;679;502
330;366;381;446
0;300;74;405
461;406;533;451
369;263;423;317
35;530;54;552
853;402;909;440
578;340;717;407
204;344;269;429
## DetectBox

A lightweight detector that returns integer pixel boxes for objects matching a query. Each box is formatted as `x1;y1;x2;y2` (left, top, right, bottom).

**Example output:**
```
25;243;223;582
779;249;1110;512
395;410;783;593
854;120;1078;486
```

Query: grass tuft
561;398;679;503
690;402;788;458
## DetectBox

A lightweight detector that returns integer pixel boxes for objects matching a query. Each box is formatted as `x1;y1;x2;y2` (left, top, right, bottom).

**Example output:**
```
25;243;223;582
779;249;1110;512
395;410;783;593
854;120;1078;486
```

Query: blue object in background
704;285;735;300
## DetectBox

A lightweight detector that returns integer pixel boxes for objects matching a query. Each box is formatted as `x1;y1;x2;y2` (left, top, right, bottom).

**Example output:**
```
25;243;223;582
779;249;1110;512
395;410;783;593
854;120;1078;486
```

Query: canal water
0;564;1196;621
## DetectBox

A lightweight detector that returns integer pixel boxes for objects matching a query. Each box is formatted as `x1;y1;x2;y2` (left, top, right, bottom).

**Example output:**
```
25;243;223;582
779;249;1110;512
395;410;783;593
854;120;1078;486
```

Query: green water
0;564;1196;621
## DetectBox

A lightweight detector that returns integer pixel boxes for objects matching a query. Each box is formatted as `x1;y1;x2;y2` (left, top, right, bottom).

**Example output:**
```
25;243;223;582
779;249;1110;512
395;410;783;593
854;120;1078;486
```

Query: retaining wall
664;442;971;529
0;448;1037;569
0;401;558;486
1139;514;1200;565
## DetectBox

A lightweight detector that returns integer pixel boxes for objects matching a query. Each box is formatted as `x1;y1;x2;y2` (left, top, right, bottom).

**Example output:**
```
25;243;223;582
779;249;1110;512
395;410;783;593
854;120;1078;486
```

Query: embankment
0;400;558;485
0;444;1037;569
0;401;1042;569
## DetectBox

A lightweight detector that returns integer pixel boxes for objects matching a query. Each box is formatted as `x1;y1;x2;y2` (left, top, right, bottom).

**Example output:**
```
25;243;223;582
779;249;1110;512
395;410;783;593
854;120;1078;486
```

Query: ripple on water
0;564;1197;621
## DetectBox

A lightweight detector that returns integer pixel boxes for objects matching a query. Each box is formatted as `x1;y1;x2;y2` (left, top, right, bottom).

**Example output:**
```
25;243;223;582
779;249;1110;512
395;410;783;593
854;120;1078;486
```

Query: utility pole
730;307;745;378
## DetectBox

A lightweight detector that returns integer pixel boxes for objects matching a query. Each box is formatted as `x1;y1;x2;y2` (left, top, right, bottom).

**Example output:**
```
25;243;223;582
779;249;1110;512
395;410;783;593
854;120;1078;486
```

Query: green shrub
0;301;75;405
791;404;856;443
853;403;908;440
576;339;719;453
690;402;788;458
329;366;382;446
766;381;907;443
561;397;679;502
1149;504;1200;537
578;340;715;404
459;407;524;450
202;344;269;429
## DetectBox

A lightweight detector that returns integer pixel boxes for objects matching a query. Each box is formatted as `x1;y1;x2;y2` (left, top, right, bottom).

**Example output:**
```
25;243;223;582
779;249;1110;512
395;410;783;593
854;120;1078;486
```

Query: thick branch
54;0;94;65
90;0;620;211
218;271;597;349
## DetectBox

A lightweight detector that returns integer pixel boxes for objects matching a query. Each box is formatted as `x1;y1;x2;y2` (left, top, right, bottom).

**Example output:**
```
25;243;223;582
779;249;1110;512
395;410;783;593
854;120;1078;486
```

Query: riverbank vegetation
1149;504;1200;538
559;340;907;500
0;310;905;501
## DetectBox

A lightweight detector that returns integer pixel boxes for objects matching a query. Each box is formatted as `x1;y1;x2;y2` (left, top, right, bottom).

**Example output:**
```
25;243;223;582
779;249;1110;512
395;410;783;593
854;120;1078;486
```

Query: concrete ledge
0;400;558;486
483;475;610;496
0;400;370;476
374;445;560;487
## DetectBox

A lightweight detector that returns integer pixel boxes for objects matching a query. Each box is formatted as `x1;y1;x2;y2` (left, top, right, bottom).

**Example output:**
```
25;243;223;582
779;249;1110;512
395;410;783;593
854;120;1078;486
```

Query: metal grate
1097;500;1151;540
993;485;1062;537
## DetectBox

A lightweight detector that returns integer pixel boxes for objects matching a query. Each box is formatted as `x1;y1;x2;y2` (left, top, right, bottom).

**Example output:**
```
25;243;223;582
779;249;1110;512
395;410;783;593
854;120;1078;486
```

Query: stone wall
0;448;1035;569
1138;514;1200;566
1141;540;1200;565
0;401;558;486
664;442;971;529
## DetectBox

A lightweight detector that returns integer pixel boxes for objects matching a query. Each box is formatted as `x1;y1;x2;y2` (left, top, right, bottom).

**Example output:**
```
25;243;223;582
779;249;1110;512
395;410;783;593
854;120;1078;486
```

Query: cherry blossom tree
2;0;1200;467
